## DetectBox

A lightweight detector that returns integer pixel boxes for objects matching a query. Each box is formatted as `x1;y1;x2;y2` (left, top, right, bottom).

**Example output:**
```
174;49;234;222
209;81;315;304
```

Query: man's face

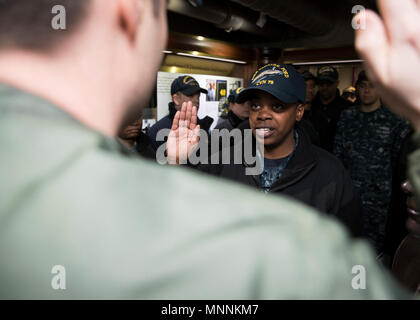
357;80;380;106
173;92;200;110
305;79;317;103
249;91;303;148
318;80;338;101
230;101;250;120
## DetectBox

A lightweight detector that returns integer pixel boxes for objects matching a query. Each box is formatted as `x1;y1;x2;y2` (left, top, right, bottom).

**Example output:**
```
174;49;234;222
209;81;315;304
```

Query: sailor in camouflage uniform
334;71;410;253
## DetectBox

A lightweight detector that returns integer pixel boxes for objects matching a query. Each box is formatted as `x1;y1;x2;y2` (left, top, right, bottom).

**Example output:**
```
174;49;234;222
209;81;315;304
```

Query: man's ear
117;0;143;43
296;104;304;121
172;93;179;106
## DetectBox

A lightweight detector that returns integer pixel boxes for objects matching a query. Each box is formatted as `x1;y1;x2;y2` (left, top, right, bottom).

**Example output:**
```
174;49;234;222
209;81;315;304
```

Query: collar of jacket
227;110;245;129
168;102;178;120
242;126;317;192
357;103;386;121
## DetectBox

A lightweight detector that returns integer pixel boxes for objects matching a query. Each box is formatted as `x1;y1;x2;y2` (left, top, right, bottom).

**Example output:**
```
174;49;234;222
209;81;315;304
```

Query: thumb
193;125;201;142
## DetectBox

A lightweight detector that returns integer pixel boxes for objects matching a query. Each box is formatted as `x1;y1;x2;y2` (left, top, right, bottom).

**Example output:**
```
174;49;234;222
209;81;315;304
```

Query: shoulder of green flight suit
408;132;420;211
0;85;411;299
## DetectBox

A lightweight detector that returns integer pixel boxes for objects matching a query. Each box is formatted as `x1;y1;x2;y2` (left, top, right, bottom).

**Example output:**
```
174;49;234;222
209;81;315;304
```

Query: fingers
179;102;186;124
377;0;420;44
185;101;192;129
355;10;388;85
193;124;201;143
187;125;201;158
190;105;198;130
171;110;180;131
180;101;198;130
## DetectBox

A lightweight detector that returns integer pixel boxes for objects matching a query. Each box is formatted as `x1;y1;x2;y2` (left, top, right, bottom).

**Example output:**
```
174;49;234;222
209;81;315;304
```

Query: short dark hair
0;0;91;51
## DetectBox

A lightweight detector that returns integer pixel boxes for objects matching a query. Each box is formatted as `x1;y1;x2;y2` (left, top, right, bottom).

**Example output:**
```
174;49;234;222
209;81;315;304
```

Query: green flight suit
0;83;410;299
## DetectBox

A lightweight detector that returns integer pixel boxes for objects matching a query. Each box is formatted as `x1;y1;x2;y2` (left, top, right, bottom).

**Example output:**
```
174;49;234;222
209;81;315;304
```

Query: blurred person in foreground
0;0;410;299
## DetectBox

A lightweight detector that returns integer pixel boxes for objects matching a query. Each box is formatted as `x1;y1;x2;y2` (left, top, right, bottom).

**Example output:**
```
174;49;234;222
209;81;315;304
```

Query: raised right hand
166;101;201;164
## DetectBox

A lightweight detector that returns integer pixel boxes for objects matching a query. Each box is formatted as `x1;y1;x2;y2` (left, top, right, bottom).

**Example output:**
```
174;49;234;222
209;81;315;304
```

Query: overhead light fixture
176;52;247;65
163;50;173;54
292;59;364;66
197;36;205;41
170;66;177;73
192;51;199;56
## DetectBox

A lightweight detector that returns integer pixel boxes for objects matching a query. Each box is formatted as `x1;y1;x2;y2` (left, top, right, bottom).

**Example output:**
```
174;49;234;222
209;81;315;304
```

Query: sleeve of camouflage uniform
409;132;420;214
333;114;346;165
392;119;411;168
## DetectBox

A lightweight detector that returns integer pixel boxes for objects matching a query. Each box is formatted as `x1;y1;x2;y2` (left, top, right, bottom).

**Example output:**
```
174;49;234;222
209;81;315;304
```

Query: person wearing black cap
311;66;352;152
333;70;410;253
302;71;317;112
342;86;357;105
147;75;214;152
168;64;364;238
298;71;321;146
214;87;250;131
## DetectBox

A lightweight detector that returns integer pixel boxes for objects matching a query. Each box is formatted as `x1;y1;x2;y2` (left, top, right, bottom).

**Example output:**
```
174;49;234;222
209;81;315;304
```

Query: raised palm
167;101;201;164
355;0;420;129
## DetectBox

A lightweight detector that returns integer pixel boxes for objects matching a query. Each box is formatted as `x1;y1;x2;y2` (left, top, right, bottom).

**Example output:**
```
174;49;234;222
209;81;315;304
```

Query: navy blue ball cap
355;70;369;87
237;64;306;104
171;75;208;96
228;87;245;103
317;66;339;83
302;71;316;82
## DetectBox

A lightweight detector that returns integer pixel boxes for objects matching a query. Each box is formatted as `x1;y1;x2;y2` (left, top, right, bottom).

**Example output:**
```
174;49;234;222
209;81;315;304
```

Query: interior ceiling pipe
230;0;334;36
167;0;288;39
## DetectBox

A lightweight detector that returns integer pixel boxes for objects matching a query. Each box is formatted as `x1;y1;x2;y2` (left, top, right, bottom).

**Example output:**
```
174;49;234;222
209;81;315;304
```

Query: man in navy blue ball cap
147;75;213;152
311;66;352;152
168;64;364;237
215;87;250;131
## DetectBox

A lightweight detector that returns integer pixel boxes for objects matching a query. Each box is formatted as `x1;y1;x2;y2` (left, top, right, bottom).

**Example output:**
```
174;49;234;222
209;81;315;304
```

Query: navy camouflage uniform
333;105;410;252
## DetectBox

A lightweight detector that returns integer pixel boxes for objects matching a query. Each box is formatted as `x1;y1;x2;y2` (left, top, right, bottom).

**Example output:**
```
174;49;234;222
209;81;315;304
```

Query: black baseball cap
355;70;369;87
317;66;339;83
228;87;245;103
302;71;316;82
236;64;306;104
170;75;208;96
